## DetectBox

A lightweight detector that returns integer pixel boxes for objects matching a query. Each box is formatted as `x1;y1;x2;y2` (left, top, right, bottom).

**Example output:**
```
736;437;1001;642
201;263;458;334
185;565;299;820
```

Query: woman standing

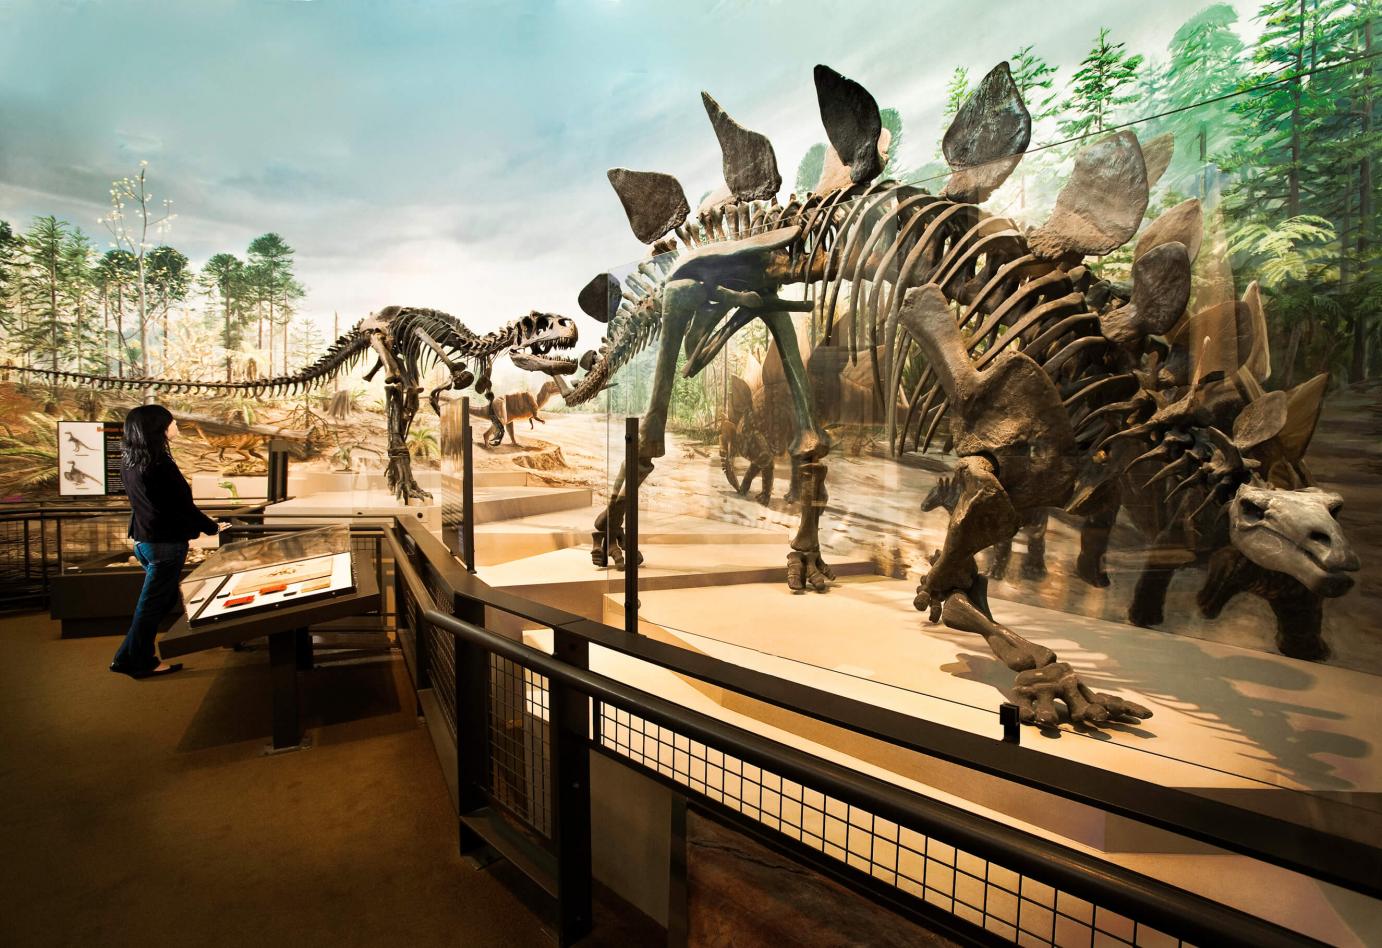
110;404;223;679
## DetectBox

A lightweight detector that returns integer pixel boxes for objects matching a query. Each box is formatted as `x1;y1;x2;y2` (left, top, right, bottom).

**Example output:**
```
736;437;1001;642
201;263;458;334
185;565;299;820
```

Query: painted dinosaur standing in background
3;308;579;503
485;379;564;447
549;61;1360;730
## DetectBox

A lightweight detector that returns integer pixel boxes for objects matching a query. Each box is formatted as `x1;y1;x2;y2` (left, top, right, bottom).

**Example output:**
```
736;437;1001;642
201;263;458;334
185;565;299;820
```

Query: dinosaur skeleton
549;62;1360;729
4;308;579;503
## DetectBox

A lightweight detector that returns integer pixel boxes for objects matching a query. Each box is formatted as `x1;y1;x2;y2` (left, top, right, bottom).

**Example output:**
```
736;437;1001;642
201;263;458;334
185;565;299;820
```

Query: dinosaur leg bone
593;279;700;570
762;311;834;592
921;456;1151;728
1019;511;1049;581
368;331;431;503
484;391;507;447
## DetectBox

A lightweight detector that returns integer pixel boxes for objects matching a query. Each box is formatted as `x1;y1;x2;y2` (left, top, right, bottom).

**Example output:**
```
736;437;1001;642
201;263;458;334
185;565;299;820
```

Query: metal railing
385;510;1342;948
0;500;269;609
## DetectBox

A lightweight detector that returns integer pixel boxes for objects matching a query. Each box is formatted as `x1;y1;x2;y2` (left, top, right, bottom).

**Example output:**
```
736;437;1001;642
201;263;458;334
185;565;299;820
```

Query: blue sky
0;0;1260;350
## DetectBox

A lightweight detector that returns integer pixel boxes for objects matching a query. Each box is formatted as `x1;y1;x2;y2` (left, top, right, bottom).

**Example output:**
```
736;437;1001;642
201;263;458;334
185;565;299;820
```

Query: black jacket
124;456;218;543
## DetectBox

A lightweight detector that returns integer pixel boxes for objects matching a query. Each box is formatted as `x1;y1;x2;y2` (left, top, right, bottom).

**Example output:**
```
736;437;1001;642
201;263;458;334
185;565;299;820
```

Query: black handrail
385;513;1382;903
422;607;1323;948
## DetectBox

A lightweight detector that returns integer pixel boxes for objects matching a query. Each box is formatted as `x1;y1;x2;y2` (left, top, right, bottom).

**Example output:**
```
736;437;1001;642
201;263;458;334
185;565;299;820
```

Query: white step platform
257;476;587;535
478;542;876;622
263;489;443;531
193;467;532;501
473;508;787;566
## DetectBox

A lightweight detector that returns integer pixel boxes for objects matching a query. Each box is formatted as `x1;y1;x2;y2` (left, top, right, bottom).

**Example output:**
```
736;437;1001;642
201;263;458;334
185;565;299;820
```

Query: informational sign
57;421;125;496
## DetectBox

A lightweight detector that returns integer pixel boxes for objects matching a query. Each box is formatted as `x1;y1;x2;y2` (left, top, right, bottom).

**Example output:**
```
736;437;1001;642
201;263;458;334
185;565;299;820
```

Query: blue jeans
113;541;189;672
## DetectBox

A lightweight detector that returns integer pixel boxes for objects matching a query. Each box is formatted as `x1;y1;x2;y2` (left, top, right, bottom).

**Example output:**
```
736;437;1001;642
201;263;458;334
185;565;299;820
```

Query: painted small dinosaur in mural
3;308;580;503
484;379;564;447
544;61;1359;731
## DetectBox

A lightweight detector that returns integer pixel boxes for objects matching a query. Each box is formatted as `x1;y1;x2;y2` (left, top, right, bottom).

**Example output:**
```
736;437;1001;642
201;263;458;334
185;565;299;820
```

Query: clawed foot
783;488;800;504
1127;601;1162;627
1020;558;1047;581
591;540;642;571
754;490;771;507
398;482;432;504
787;551;834;593
1012;662;1152;728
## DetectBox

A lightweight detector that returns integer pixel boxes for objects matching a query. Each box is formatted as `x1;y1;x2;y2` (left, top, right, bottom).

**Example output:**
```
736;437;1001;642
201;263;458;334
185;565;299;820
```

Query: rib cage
574;182;1117;449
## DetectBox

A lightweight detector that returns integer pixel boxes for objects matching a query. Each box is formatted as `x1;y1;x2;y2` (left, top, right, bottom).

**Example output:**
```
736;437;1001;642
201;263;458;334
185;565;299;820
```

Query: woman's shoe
130;662;183;679
111;661;183;678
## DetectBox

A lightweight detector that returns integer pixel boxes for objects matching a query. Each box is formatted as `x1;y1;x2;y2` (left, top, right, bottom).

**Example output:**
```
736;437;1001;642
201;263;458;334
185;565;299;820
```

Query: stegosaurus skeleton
550;62;1360;730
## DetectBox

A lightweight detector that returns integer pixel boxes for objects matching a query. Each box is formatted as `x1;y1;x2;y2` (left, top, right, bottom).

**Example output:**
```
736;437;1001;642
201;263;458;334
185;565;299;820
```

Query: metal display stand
161;547;380;752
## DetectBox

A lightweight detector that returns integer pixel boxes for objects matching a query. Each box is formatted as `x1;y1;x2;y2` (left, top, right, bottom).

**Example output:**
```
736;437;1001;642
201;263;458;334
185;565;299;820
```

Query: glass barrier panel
569;87;1381;840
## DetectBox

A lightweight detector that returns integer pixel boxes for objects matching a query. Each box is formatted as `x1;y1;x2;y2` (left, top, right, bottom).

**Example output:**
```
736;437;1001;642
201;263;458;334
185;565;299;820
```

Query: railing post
454;594;488;854
462;397;476;574
39;510;48;593
550;627;593;944
624;416;639;636
267;439;290;504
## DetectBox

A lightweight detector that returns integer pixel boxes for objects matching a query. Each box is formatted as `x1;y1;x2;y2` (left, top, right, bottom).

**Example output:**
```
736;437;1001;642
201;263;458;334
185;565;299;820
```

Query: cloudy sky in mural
0;0;1261;341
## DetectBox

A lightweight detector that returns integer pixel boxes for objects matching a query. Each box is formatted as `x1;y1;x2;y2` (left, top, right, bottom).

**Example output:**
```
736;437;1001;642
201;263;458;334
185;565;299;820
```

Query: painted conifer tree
1058;27;1144;141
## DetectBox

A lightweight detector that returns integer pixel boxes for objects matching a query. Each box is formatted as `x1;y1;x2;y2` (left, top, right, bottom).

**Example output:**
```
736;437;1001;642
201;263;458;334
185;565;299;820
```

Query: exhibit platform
479;540;875;620
261;471;591;535
516;601;1382;947
474;507;787;566
442;477;1382;945
608;578;1382;832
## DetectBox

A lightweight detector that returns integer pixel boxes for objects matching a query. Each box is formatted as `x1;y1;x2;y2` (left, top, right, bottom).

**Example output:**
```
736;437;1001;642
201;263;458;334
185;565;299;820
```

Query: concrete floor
0;613;651;947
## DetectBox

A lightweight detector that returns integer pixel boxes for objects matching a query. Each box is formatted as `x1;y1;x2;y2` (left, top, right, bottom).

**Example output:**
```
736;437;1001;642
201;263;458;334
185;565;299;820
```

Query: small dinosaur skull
1229;484;1360;597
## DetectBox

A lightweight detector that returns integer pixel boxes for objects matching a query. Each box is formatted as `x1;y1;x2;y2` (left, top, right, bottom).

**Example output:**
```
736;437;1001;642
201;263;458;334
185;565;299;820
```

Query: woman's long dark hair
122;404;174;472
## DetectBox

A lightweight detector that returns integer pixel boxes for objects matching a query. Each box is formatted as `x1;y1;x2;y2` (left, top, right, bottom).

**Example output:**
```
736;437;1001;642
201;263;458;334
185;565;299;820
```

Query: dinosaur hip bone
899;285;1076;510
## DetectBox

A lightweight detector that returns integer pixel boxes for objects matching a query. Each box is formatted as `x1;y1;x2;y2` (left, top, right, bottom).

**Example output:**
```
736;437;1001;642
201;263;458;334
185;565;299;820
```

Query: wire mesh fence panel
596;704;1187;948
484;653;552;837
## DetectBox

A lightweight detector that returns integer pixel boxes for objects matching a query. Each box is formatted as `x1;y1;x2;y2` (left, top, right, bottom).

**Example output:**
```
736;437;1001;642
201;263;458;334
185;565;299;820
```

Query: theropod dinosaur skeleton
4;308;579;503
550;62;1360;728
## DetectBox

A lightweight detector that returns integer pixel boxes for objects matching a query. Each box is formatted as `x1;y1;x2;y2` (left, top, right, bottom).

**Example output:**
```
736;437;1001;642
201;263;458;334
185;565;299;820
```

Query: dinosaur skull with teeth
509;311;579;375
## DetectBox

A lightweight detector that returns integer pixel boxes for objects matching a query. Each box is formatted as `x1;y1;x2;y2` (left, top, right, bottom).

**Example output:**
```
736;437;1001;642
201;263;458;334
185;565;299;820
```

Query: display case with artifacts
180;524;356;625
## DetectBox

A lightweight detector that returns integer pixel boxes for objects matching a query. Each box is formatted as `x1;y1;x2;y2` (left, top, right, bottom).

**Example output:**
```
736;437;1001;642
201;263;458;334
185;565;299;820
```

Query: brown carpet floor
0;613;640;948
